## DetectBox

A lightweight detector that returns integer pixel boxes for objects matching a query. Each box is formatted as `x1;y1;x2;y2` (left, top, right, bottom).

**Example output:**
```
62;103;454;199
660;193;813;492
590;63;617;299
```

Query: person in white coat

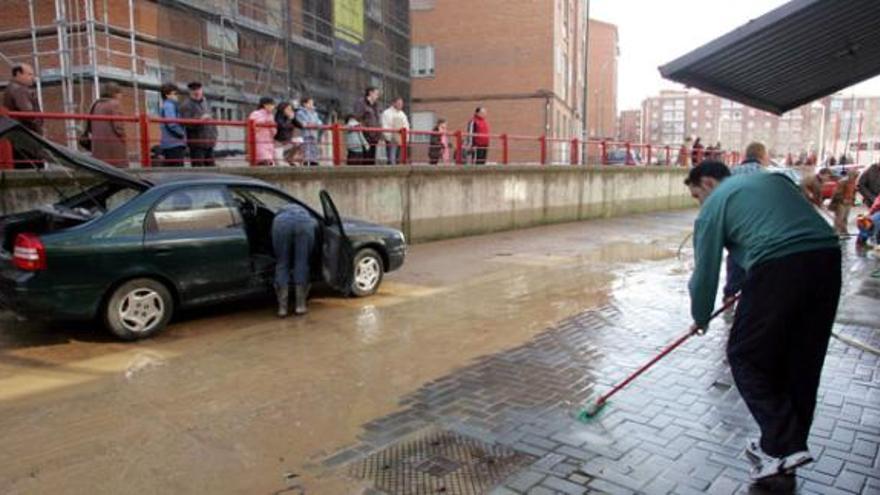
380;97;410;165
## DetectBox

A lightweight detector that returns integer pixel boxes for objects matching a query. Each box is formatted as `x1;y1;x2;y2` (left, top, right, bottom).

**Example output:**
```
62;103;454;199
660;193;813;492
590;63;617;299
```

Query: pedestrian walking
179;81;218;167
685;161;840;489
344;114;369;165
248;97;277;166
353;86;381;165
88;82;128;167
271;203;318;317
466;107;491;165
428;119;450;165
380;97;410;165
829;169;857;234
2;63;43;137
295;97;322;167
274;102;303;166
857;162;880;207
691;137;705;165
158;83;187;167
678;136;693;167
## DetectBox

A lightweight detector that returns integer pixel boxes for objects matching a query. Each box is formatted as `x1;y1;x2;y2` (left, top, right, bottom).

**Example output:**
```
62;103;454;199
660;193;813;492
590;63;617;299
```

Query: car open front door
319;190;354;293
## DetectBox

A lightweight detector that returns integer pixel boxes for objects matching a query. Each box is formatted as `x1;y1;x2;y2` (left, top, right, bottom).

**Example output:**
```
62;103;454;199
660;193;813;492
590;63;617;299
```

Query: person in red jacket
466;107;491;165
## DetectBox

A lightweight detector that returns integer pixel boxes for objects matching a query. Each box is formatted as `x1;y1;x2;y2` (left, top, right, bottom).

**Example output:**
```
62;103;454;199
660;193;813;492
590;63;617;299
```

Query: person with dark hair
344;113;369;165
353;86;381;164
857;162;880;207
158;83;186;167
466;107;490;164
691;136;704;165
295;97;323;166
428;119;450;165
248;97;277;165
274;102;304;166
2;63;43;141
179;81;217;167
685;161;840;489
88;82;127;167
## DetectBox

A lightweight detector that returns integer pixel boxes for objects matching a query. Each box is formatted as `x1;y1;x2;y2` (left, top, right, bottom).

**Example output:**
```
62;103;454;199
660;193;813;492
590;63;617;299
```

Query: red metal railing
0;109;746;169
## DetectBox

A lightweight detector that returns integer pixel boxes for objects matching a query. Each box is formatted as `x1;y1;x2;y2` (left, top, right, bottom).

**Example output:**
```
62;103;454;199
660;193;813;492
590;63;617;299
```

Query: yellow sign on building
334;0;364;45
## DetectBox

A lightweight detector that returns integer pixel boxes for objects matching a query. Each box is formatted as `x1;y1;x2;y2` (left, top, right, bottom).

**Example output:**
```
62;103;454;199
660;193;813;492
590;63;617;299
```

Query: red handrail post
399;128;408;165
454;130;464;165
600;140;607;165
331;123;343;166
501;133;509;165
570;138;579;165
138;112;151;168
246;118;257;166
646;144;652;167
539;135;547;165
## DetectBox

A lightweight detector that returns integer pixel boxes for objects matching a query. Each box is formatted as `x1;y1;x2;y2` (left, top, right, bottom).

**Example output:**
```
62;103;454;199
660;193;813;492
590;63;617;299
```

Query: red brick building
586;19;617;140
617;109;641;143
410;1;616;163
0;0;410;155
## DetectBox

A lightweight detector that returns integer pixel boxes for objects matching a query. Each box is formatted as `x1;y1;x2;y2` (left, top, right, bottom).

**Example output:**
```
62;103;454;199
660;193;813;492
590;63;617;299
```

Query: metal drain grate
349;429;536;495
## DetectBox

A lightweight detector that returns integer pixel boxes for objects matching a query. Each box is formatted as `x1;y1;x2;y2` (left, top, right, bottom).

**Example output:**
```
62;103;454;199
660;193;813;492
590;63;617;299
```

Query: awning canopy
659;0;880;115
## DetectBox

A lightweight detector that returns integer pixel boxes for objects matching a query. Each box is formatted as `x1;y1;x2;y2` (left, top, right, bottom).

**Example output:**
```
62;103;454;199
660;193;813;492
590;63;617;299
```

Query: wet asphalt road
0;211;700;494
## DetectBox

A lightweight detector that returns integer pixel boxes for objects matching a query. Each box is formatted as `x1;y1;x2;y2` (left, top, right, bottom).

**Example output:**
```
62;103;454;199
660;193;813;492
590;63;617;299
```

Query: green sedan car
0;118;406;340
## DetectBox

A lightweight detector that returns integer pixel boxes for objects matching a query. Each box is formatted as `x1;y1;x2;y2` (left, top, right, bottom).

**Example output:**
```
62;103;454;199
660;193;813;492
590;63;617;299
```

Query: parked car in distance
0;118;406;340
605;149;641;166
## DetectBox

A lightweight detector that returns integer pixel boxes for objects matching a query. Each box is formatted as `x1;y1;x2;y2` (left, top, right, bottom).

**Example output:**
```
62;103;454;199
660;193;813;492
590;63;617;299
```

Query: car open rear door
319;190;354;293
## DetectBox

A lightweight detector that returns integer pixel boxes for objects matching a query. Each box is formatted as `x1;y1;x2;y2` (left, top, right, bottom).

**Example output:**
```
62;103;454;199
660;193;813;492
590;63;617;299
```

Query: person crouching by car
271;203;318;317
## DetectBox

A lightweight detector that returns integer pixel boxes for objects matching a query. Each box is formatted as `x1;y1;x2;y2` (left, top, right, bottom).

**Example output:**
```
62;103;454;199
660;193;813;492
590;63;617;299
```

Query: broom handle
596;296;739;406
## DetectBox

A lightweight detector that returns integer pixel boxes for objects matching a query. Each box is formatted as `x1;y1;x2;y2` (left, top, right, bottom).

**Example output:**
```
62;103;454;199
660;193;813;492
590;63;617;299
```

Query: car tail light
13;233;47;271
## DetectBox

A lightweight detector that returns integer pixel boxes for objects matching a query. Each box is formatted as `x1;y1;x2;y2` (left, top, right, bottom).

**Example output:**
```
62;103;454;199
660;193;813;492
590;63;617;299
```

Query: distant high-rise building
640;90;828;159
587;19;618;140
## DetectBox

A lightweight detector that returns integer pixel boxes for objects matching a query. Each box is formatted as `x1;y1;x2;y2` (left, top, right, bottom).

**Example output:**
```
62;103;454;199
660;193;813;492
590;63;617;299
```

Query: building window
411;45;435;77
207;22;239;53
705;110;712;118
690;122;698;130
675;99;685;109
410;0;436;9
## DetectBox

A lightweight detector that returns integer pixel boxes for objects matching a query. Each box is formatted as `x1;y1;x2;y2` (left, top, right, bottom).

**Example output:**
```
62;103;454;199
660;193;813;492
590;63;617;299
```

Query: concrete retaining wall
0;165;694;243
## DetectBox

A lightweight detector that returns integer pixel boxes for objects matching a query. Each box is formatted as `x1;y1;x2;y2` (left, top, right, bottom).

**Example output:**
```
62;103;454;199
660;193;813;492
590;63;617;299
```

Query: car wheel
350;248;384;297
104;278;174;340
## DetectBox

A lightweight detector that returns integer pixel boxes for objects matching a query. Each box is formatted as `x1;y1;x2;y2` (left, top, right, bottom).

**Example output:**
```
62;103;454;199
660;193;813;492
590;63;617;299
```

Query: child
345;114;369;165
856;194;880;247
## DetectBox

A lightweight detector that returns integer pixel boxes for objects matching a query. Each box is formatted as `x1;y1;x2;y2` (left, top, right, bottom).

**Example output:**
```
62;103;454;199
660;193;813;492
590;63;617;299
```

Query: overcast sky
591;0;880;111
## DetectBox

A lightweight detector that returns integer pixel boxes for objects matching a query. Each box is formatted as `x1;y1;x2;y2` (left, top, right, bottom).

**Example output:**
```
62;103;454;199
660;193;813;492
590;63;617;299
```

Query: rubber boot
276;286;289;318
293;285;308;315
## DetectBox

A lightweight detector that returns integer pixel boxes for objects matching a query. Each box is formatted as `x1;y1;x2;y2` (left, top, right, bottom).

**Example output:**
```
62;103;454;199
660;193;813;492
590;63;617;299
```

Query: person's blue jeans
272;207;317;289
386;143;400;165
724;253;746;298
857;211;880;244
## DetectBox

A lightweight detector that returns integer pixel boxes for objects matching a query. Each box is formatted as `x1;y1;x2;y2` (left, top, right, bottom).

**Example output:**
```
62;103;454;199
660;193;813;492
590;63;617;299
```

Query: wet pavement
0;210;878;494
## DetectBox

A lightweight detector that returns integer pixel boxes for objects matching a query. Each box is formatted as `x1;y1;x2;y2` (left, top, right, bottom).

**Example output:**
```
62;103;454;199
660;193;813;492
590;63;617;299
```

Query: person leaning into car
271;203;318;317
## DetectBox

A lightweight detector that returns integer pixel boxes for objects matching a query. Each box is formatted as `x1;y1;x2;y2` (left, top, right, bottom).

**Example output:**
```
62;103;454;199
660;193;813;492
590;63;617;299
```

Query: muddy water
0;215;694;494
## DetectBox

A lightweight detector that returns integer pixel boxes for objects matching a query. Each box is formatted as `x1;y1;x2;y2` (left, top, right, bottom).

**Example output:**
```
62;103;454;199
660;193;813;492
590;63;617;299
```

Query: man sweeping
684;161;841;488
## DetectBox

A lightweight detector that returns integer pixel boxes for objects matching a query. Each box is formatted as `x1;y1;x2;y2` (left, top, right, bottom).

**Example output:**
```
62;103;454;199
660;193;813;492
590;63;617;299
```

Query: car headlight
397;231;406;245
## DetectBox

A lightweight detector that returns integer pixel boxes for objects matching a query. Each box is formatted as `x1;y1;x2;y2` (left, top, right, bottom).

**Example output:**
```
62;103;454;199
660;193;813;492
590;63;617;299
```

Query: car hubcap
118;288;164;334
354;257;380;292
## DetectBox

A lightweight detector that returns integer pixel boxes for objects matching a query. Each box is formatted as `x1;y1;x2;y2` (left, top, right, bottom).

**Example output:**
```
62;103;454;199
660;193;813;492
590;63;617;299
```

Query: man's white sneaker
745;439;783;481
781;450;813;472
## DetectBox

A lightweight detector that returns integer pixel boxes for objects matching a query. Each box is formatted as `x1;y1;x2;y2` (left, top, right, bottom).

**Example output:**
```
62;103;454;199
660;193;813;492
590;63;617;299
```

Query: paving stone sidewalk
328;242;880;494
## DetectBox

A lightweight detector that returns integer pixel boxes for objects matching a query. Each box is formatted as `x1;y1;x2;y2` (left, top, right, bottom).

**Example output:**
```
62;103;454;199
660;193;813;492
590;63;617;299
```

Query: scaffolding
0;0;411;149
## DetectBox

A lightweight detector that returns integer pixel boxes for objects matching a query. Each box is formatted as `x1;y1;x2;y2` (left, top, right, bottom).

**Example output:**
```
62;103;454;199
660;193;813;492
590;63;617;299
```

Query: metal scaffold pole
54;0;77;147
27;0;45;111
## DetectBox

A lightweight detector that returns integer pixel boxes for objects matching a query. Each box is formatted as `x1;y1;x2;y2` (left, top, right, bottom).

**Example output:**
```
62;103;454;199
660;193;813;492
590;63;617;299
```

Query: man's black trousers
727;248;841;458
